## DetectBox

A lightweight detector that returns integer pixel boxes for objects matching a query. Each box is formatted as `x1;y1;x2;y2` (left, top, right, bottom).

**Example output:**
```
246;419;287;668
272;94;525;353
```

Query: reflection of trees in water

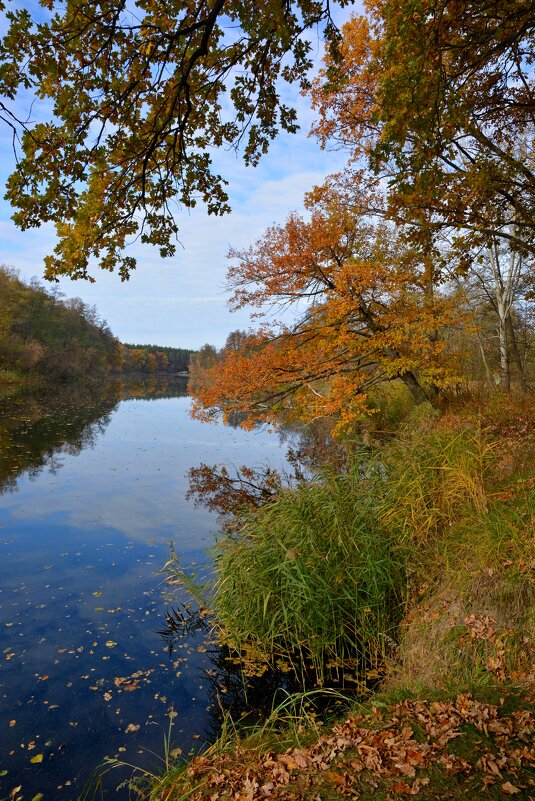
158;607;300;739
222;409;349;473
119;375;189;400
222;409;252;429
276;417;350;473
0;383;121;494
0;378;193;494
0;377;196;494
186;462;284;528
185;417;351;527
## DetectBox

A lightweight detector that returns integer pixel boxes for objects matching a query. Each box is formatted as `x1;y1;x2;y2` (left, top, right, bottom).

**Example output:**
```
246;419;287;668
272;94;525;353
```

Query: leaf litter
162;693;534;800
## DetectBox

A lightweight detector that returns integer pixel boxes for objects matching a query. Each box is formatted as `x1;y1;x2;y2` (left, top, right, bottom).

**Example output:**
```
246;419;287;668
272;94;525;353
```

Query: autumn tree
0;0;352;281
191;176;460;434
312;1;535;260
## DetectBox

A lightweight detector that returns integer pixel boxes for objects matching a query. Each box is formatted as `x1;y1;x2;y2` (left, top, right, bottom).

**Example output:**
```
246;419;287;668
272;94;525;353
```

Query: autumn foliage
0;0;348;280
190;0;533;430
192;176;461;433
312;0;535;259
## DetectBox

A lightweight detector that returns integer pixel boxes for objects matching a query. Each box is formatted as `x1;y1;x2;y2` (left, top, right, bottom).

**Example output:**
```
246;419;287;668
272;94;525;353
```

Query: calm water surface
0;381;289;800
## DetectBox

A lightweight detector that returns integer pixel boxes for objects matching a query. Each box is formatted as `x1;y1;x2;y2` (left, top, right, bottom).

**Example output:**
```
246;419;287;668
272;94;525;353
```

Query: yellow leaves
325;770;347;785
29;754;43;764
277;754;299;770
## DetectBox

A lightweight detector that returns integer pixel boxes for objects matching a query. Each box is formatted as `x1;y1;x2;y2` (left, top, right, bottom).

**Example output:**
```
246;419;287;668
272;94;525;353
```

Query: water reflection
0;379;190;496
0;380;289;801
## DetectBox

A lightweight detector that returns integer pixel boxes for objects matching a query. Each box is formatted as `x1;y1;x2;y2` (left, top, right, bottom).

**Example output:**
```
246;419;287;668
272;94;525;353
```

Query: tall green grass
380;414;493;544
210;458;404;684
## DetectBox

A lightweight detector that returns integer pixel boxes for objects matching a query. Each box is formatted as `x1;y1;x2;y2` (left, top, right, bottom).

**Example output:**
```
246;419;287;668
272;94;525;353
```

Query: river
0;380;290;800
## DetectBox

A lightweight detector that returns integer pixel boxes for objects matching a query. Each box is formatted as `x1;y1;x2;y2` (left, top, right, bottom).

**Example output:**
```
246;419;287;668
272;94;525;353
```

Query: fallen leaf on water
125;724;140;734
30;754;44;764
9;720;15;727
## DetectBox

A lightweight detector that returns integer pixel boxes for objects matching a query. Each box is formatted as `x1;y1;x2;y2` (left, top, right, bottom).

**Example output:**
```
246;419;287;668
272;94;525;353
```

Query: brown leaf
277;754;298;770
291;750;310;769
125;723;140;733
502;782;521;795
391;780;413;795
325;771;346;786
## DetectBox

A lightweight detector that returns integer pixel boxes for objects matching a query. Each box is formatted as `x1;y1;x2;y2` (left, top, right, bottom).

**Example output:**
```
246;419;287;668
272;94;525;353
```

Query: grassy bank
141;688;533;800
141;396;534;800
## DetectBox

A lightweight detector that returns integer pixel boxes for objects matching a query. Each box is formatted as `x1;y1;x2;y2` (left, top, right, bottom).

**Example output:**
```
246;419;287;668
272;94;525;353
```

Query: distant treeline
0;265;121;387
121;343;195;373
0;266;197;393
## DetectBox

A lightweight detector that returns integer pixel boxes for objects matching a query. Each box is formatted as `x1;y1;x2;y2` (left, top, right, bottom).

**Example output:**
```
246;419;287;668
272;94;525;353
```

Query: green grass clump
210;459;404;684
379;410;492;544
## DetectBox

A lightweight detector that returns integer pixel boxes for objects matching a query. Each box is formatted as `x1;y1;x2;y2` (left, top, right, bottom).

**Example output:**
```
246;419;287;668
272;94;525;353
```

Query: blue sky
0;4;355;350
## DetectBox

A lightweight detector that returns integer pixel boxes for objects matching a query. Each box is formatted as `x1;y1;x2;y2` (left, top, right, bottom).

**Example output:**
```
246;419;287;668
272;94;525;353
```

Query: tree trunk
399;370;431;405
498;312;510;391
506;315;528;391
476;328;495;390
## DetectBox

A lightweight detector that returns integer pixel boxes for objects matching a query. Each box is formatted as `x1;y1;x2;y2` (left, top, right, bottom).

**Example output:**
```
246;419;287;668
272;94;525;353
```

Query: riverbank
146;688;533;800
138;393;533;800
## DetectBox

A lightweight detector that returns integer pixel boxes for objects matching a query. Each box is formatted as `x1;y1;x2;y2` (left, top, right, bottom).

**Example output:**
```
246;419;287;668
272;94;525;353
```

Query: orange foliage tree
191;176;460;434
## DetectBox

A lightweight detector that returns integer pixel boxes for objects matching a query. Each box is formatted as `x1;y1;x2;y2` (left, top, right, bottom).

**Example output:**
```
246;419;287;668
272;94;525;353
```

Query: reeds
379;415;493;545
210;458;404;685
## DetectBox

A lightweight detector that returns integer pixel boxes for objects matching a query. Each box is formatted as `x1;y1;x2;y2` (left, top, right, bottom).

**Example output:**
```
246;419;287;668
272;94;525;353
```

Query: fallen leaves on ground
154;693;534;800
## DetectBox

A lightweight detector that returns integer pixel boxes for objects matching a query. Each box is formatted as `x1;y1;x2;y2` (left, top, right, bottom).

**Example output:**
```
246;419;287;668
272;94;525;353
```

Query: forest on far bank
0;265;195;392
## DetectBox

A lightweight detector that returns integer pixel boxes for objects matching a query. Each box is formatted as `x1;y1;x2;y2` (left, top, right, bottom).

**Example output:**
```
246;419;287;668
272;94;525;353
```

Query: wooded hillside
0;265;121;388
